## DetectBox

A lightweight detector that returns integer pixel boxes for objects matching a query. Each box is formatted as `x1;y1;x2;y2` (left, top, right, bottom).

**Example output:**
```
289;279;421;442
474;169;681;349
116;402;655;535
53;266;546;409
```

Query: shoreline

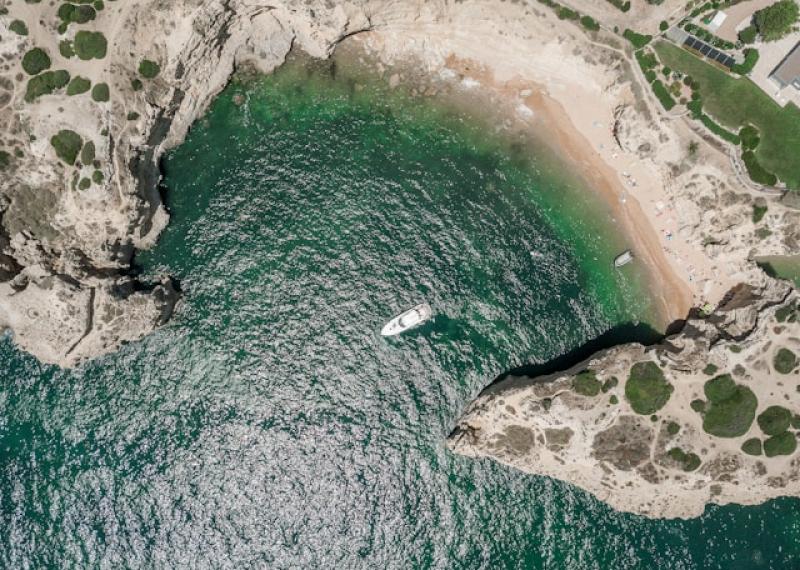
351;36;693;328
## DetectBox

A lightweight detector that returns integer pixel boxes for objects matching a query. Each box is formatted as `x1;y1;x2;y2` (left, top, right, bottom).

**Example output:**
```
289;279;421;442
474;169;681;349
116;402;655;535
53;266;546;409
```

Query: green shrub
573;370;602;397
92;170;104;184
138;59;161;79
702;363;718;375
666;421;680;435
667;447;701;471
754;0;799;42
601;376;619;393
636;50;659;72
700;114;741;144
774;348;797;374
78;177;91;190
580;15;600;31
738;25;758;44
764;431;797;457
131;78;143;91
80;141;95;165
91;83;110;102
659;20;669;32
73;31;107;60
752;203;768;224
623;29;652;49
741;438;763;456
740;125;760;150
742;151;778;186
776;303;796;323
10;19;29;36
57;3;96;24
0;151;10;170
701;375;758;437
732;49;759;76
609;394;619;405
66;76;91;96
651;79;676;110
557;6;579;20
59;40;75;59
691;399;706;413
127;111;140;121
792;414;800;429
22;48;51;75
757;405;792;436
50;129;83;165
24;70;70;102
625;361;673;414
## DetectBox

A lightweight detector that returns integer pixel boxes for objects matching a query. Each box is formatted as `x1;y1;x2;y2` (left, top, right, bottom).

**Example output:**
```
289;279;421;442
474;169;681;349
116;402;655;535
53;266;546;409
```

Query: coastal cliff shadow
484;321;666;396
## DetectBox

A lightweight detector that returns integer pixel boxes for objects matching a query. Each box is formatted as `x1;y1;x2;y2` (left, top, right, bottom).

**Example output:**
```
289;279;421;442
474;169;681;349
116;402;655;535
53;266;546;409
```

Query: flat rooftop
770;41;800;89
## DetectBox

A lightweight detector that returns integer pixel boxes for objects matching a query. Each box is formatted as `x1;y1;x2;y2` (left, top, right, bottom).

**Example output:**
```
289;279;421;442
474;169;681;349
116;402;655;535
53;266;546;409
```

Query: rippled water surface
1;55;798;568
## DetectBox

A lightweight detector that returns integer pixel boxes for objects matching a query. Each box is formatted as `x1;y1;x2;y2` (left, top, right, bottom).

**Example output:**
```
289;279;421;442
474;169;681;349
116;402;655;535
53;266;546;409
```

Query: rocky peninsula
1;0;799;518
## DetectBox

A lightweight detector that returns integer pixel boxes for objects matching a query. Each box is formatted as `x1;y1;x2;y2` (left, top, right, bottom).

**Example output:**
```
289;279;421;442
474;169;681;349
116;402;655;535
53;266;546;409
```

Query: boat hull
381;303;432;336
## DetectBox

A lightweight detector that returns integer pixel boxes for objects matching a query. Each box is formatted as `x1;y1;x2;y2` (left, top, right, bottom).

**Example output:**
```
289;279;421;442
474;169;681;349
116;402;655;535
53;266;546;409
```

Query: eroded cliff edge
449;276;800;519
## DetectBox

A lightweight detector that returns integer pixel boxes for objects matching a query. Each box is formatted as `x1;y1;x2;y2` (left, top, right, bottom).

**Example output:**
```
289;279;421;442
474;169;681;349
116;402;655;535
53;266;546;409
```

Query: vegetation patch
10;20;29;36
0;151;10;171
625;361;673;414
623;29;652;49
73;31;108;60
66;76;91;96
22;48;51;76
764;431;797;457
774;348;798;374
80;141;95;165
701;374;757;438
651;79;676;110
741;438;763;456
754;0;799;42
654;40;800;188
91;83;110;103
691;399;706;413
573;370;601;397
732;49;759;76
57;3;97;25
666;421;680;436
667;447;701;471
24;70;70;102
758;405;793;436
601;376;618;393
138;59;161;79
702;363;718;376
50;130;83;165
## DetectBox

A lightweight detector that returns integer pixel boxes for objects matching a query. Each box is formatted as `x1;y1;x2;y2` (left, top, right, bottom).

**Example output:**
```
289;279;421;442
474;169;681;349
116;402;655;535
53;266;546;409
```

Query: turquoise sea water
1;55;798;568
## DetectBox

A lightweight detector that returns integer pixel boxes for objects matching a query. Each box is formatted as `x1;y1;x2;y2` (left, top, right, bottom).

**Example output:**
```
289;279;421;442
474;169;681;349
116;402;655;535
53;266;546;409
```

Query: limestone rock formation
448;277;800;519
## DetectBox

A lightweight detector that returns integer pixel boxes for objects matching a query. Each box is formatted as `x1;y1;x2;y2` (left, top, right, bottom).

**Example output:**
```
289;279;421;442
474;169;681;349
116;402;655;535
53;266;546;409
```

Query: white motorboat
381;303;432;336
614;250;634;268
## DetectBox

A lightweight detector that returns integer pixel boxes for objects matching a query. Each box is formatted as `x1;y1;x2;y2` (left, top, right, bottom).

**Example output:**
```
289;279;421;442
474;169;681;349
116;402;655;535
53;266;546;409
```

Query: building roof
771;42;800;89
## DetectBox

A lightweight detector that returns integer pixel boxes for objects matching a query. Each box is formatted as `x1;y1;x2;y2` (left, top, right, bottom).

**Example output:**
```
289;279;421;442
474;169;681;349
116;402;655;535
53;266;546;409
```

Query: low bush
66;76;91;96
625;361;673;414
757;405;792;436
739;125;760;150
732;49;759;76
741;438;763;456
700;114;741;144
667;447;701;471
573;370;601;397
666;421;680;435
10;19;29;36
764;431;797;457
742;151;778;185
738;25;758;44
50;129;83;165
91;83;110;102
22;48;51;75
0;151;10;170
701;374;758;438
580;15;600;31
752;203;768;224
138;59;161;79
651;79;676;110
773;348;797;374
24;70;70;102
702;363;718;375
623;29;652;49
80;141;95;165
73;31;107;60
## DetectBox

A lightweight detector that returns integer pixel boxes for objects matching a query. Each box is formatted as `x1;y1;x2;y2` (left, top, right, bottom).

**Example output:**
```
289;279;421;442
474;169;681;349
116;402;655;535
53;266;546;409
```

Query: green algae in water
0;56;798;568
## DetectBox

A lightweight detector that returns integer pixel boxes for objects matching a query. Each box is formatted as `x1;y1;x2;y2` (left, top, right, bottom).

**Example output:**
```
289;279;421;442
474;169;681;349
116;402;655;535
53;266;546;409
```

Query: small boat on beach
614;250;634;268
381;303;432;336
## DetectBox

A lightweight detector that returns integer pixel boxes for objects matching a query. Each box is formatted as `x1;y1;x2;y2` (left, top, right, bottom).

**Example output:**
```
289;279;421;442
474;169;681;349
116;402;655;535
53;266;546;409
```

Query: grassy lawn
654;40;800;189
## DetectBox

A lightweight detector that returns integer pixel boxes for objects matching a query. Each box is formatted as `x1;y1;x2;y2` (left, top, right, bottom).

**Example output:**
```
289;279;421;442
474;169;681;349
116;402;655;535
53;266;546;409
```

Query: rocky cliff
448;275;800;518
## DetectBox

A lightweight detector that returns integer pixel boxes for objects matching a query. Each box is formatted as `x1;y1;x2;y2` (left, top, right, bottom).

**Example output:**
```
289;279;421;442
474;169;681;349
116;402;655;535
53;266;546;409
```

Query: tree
754;0;799;42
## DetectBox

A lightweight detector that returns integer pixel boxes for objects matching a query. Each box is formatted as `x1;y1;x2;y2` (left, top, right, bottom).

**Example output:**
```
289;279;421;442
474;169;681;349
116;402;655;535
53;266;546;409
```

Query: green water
1;55;799;568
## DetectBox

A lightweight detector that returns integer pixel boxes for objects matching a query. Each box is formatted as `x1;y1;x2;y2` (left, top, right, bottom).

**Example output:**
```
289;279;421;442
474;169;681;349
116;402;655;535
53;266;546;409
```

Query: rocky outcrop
448;276;800;519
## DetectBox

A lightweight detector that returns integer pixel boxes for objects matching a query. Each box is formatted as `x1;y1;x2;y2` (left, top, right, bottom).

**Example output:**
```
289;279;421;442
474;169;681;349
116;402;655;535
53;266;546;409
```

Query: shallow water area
0;52;798;568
